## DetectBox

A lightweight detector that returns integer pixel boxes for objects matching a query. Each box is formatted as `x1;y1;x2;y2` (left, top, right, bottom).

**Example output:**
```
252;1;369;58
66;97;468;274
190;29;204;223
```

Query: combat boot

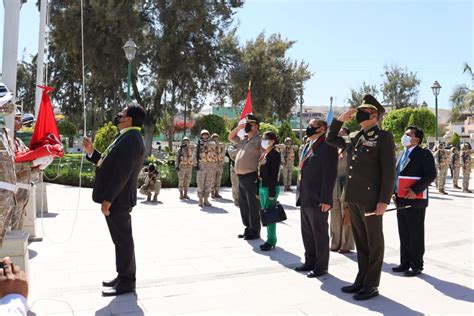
152;193;158;202
183;190;190;199
214;191;222;198
179;190;184;200
204;197;212;206
146;193;151;201
198;197;204;207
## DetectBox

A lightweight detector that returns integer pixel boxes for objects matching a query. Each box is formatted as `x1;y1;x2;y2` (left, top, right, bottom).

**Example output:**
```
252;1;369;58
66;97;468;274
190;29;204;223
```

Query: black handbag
260;203;287;226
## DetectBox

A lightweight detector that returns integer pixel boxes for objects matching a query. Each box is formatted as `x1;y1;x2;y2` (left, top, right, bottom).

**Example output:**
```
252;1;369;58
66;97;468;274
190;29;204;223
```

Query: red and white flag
237;81;252;137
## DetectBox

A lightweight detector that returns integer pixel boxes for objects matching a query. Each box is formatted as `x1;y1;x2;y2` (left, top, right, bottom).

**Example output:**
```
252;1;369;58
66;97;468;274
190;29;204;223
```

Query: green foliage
259;122;278;134
450;133;461;147
449;63;474;122
93;122;118;153
228;33;312;121
16;58;37;113
381;64;421;109
343;118;360;133
58;120;77;137
382;108;435;143
347;82;379;108
191;115;228;140
278;120;300;146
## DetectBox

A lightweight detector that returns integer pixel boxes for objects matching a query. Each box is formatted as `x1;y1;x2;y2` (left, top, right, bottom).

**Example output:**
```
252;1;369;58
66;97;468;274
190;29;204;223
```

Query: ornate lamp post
123;38;138;101
431;81;442;141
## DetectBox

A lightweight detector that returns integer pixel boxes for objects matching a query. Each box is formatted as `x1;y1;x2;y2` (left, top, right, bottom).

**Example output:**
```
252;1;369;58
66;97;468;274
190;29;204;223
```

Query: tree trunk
143;122;155;158
168;113;175;149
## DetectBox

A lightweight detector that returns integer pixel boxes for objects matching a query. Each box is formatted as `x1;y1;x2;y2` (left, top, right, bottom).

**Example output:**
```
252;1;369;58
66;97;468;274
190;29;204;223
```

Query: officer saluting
327;94;396;301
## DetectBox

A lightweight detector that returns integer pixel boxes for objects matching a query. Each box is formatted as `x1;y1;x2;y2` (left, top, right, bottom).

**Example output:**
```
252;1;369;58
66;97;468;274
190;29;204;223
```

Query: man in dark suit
327;94;396;300
393;126;436;277
295;119;338;278
82;104;145;296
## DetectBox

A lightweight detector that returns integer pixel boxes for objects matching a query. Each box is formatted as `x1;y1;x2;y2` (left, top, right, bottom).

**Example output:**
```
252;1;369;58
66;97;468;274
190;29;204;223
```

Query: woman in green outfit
258;131;282;251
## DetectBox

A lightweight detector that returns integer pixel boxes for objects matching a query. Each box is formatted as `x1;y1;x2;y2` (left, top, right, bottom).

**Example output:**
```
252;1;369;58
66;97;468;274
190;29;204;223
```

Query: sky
0;0;472;110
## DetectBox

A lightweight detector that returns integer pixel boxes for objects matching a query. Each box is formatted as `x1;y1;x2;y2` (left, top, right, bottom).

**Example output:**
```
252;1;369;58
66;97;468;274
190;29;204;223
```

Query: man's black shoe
353;287;379;300
404;268;422;277
307;270;328;278
341;283;363;293
294;264;313;272
392;265;410;273
238;234;246;238
102;284;136;297
244;235;260;240
102;277;119;287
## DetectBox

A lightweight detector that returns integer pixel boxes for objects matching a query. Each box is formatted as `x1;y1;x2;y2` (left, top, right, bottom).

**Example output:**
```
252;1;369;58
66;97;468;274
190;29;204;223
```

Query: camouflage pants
230;166;239;204
178;166;192;191
139;180;161;197
11;163;31;230
0;190;15;246
462;167;471;190
212;163;224;194
281;164;293;189
452;166;460;187
436;165;448;190
197;164;214;198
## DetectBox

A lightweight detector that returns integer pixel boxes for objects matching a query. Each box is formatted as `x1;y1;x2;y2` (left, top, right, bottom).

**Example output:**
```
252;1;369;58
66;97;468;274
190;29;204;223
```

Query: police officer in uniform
176;137;193;199
327;94;396;301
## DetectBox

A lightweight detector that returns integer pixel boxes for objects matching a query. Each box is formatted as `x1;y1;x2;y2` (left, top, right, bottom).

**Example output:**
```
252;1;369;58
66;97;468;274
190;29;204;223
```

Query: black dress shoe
307;270;328;278
238;234;246;238
341;283;363;293
392;265;410;273
295;264;313;272
259;242;275;251
102;277;119;287
102;284;136;297
244;235;260;240
404;268;422;277
353;287;379;300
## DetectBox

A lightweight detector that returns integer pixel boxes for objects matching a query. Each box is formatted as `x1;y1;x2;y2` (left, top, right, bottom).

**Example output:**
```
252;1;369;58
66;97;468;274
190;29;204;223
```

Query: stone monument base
0;230;30;280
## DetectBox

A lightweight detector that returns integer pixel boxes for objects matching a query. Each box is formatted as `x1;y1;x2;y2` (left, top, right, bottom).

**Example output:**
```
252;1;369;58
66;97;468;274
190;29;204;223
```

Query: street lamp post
123;38;137;102
431;81;442;142
297;81;304;140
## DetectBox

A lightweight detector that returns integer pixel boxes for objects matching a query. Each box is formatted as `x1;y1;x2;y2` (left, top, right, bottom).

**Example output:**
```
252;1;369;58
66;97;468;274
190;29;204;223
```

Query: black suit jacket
296;137;338;208
87;129;145;209
395;145;437;208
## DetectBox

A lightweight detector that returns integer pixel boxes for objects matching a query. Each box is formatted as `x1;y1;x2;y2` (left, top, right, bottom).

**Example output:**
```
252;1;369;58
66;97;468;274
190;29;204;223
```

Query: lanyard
98;127;141;167
298;136;324;170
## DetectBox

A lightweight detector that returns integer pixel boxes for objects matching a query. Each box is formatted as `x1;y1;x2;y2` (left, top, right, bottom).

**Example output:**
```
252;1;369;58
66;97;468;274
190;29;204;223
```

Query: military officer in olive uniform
226;143;240;206
176;137;193;199
433;143;449;194
280;137;297;191
327;94;396;301
450;147;461;189
195;130;215;207
210;134;225;199
461;143;472;193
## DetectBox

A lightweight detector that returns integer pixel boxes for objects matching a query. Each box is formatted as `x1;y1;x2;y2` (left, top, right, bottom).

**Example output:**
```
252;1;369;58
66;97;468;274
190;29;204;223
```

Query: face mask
401;134;412;147
305;126;320;137
261;140;271;149
245;123;253;133
113;113;123;126
356;110;371;123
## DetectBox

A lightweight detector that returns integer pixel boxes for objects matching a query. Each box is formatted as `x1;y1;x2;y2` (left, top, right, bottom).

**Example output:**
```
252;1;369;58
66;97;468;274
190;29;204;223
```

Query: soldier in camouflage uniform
210;134;225;199
433;143;449;194
195;130;215;207
450;147;461;189
175;137;193;199
0;100;16;246
139;163;161;202
280;137;297;191
226;143;239;206
461;143;472;193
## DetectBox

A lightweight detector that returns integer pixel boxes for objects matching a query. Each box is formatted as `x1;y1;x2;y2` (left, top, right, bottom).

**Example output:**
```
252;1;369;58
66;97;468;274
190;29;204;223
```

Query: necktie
396;150;410;192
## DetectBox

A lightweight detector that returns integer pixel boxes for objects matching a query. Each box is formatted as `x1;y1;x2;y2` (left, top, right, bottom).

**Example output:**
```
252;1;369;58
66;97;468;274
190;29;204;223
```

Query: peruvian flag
237;81;252;137
15;85;63;166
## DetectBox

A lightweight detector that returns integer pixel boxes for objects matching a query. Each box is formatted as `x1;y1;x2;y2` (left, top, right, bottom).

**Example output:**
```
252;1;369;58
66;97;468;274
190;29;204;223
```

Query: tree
58;120;77;148
449;63;474;122
191;115;228;140
347;82;379;108
16;57;37;113
382;108;435;144
278;120;300;146
228;33;311;121
450;133;460;148
93;122;118;153
259;122;278;134
381;65;420;109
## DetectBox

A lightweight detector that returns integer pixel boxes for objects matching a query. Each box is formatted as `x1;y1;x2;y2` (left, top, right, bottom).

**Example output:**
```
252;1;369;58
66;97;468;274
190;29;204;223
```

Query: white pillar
1;0;23;138
34;0;48;116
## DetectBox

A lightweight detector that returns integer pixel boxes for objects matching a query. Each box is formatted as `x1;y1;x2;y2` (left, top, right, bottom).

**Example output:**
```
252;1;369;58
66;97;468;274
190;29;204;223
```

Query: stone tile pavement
25;176;473;315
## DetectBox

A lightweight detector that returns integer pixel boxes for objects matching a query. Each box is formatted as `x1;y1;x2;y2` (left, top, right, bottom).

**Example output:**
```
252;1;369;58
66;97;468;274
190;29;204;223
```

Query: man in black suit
82;104;145;296
393;126;436;277
295;119;338;278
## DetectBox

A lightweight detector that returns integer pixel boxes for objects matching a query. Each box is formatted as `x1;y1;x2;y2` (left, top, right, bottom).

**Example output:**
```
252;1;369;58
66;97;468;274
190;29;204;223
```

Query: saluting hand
337;108;357;123
375;202;388;216
101;200;111;216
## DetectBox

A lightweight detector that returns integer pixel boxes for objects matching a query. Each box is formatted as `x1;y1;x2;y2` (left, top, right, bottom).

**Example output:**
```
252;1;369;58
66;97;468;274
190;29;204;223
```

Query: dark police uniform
327;95;396;293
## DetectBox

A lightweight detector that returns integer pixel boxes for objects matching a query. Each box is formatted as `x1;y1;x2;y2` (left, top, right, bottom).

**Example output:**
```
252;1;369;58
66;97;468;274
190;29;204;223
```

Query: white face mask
261;140;271;150
401;134;412;147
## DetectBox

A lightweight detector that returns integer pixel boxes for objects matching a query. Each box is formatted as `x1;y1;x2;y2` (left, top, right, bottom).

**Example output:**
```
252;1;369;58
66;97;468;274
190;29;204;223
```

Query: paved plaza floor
26;177;473;315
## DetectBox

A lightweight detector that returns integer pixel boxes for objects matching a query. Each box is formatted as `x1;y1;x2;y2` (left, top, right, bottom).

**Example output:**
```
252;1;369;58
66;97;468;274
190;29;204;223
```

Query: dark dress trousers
296;136;338;272
395;145;436;270
327;119;396;288
87;129;145;287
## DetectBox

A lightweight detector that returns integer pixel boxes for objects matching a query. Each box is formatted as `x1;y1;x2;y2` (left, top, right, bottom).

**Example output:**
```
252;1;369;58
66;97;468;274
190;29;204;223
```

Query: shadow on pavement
248;239;302;269
95;293;144;316
140;200;163;205
280;203;298;211
319;274;424;315
199;206;228;214
420;273;474;303
36;212;58;218
182;199;198;205
215;197;234;204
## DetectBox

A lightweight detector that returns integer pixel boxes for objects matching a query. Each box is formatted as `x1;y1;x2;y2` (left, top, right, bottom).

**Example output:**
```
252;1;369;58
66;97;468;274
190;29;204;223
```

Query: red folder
398;176;427;199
